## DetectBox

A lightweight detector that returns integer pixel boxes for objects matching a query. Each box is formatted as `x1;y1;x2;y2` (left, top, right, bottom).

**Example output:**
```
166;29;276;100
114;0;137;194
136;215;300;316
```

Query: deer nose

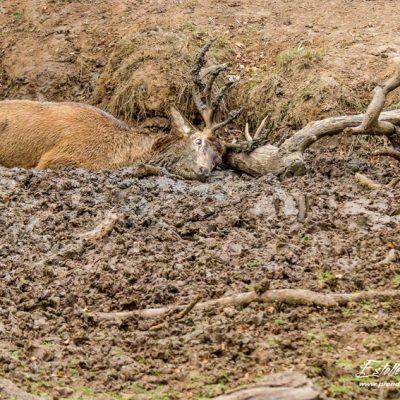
198;167;210;180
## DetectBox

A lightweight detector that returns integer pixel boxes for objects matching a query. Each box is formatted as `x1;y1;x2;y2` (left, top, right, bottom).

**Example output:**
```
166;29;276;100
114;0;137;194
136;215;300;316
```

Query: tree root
374;147;400;160
355;173;400;190
84;288;400;323
225;60;400;177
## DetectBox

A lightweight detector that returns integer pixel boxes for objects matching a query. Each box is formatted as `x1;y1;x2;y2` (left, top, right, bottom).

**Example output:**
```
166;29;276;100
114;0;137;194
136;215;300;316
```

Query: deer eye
194;138;202;145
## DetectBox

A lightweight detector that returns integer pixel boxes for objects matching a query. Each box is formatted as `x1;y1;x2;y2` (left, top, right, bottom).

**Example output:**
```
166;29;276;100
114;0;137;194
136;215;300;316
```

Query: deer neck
145;134;185;169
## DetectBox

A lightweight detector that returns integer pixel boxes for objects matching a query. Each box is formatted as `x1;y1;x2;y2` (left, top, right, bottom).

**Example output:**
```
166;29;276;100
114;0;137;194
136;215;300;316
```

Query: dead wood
225;62;400;177
84;288;400;323
355;173;400;190
374;147;400;160
211;371;325;400
344;65;400;136
0;379;45;400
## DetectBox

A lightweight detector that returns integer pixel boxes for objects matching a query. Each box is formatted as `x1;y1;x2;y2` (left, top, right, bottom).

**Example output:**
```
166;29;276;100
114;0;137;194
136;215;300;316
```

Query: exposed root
0;379;45;400
355;173;384;190
355;173;400;190
211;371;324;400
344;63;400;136
79;211;119;242
374;147;400;160
84;288;400;323
226;61;400;177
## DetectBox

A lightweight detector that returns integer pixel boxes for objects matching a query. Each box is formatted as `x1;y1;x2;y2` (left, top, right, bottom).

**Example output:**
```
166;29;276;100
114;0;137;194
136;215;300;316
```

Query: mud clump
0;150;399;399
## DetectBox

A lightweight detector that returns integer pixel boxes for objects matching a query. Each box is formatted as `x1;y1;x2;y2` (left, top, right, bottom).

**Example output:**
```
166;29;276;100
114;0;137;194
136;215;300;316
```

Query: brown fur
0;100;224;180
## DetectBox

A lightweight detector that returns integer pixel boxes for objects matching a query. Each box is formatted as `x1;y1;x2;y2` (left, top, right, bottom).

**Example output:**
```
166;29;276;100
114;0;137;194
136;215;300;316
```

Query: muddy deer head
168;40;242;181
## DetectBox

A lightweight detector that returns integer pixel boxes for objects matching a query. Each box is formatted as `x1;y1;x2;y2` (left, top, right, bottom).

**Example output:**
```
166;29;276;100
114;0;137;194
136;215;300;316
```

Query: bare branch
374;146;400;160
84;288;400;323
345;64;400;136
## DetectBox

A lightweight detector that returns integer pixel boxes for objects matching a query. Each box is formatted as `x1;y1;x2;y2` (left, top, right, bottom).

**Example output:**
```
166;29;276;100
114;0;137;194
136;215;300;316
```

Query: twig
355;173;400;190
176;294;202;320
84;289;400;323
374;147;400;161
147;294;202;331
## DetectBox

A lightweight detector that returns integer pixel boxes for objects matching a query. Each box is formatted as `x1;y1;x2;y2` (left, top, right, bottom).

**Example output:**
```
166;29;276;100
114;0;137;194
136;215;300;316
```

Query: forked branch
225;60;400;176
84;288;400;323
344;65;400;136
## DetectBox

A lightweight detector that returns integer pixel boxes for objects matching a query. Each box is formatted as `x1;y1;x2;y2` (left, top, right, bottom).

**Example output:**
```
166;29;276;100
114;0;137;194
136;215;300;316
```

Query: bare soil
1;1;400;399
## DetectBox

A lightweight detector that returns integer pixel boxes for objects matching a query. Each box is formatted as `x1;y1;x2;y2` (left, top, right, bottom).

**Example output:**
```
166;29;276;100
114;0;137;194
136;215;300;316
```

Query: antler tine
211;80;235;112
253;117;268;140
204;63;231;106
211;107;243;133
244;122;253;142
192;39;216;90
191;39;216;121
192;38;242;133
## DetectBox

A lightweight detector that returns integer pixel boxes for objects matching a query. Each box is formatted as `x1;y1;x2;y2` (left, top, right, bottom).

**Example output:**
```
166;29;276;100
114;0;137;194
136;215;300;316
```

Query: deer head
167;40;242;181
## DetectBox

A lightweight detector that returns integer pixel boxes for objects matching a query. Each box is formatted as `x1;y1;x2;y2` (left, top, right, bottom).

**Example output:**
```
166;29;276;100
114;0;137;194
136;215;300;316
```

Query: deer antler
192;40;243;134
226;117;270;153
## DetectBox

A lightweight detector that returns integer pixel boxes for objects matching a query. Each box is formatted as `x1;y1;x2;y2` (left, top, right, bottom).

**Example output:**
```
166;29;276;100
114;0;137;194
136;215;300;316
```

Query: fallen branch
344;65;400;136
0;379;45;400
374;146;400;160
148;294;203;331
225;61;400;177
211;371;325;400
355;173;400;190
84;288;400;323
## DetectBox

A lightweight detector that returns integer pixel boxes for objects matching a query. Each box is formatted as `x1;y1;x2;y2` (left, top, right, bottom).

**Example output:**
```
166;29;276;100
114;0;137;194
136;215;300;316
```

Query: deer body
0;100;224;180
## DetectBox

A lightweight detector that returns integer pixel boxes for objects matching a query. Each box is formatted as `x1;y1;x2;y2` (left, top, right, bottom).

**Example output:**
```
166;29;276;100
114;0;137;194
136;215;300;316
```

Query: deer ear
170;105;196;137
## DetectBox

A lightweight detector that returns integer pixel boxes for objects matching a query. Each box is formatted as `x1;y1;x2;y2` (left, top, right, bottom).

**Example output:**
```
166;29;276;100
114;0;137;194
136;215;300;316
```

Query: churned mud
0;149;399;399
1;0;400;399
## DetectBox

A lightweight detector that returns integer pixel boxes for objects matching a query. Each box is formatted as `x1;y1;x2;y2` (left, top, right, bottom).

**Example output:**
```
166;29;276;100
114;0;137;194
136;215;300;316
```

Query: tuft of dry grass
91;35;395;153
275;46;323;72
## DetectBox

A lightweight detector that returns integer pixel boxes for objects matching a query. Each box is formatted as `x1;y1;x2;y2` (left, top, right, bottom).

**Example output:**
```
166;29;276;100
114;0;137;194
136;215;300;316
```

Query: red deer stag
0;41;243;181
